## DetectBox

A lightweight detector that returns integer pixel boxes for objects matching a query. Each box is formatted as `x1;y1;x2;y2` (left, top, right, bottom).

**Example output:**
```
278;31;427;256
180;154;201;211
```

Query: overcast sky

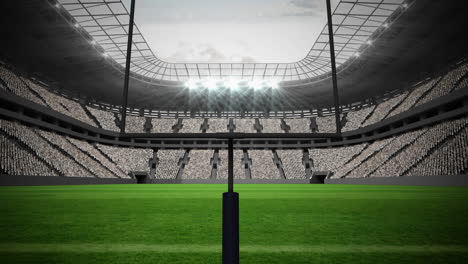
121;0;339;63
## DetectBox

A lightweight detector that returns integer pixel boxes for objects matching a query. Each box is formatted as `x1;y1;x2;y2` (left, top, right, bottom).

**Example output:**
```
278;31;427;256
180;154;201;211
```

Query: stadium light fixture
270;80;280;89
225;79;240;90
205;78;218;90
249;80;265;90
184;79;201;90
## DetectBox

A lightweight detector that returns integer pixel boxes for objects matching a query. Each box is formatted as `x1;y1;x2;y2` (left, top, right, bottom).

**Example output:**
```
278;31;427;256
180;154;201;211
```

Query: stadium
0;0;467;263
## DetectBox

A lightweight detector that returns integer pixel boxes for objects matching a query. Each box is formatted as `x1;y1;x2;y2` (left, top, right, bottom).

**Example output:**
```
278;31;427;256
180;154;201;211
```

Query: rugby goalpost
118;1;341;263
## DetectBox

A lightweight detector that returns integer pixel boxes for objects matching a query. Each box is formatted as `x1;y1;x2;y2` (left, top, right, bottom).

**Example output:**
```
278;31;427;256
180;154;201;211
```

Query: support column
223;138;239;264
119;0;136;134
326;0;341;135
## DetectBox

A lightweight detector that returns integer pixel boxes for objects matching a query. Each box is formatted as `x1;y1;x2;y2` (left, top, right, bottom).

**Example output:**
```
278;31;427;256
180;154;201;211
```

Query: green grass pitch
1;184;468;263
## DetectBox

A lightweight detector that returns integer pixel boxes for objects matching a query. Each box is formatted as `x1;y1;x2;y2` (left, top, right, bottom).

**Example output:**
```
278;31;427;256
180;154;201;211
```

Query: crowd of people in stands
154;149;185;179
181;150;213;179
1;60;467;179
1;61;467;135
0;116;466;179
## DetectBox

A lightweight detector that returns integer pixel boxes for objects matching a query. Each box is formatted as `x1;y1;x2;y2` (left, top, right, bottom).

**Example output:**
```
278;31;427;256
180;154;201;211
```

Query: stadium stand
0;120;91;177
371;117;468;177
0;124;57;177
96;144;150;177
233;119;255;133
309;143;368;175
361;92;409;127
215;150;248;179
258;119;282;133
276;150;306;179
286;118;311;133
207;118;229;133
316;115;337;133
1;57;467;182
126;116;146;133
154;150;185;179
341;106;375;132
0;65;46;106
87;107;121;131
152;119;176;133
182;150;213;179
346;130;425;178
67;138;127;178
179;119;202;133
415;62;467;106
249;150;281;179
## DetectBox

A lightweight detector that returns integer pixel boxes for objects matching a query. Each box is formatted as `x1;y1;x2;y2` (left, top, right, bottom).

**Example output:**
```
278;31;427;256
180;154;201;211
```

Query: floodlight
225;79;240;90
249;80;264;90
270;80;280;89
205;78;218;90
184;79;200;90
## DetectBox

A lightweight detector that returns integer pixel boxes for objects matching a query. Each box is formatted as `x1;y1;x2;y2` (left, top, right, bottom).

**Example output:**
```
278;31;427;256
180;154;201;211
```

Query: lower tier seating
1;115;467;179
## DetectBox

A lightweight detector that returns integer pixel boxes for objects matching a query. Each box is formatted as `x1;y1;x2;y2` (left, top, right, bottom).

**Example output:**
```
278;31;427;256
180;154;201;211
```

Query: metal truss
55;0;409;85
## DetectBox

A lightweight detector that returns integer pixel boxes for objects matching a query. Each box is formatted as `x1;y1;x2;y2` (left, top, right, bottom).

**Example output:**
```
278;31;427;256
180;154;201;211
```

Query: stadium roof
0;0;467;111
56;0;406;84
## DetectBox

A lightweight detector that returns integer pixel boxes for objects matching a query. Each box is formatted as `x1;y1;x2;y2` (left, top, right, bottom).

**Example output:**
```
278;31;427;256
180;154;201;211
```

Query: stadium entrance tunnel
310;172;330;184
130;172;149;184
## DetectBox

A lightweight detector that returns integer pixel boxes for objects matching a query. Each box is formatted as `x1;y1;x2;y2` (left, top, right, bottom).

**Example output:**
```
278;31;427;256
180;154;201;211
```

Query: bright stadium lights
225;79;240;90
205;78;218;90
270;80;280;90
249;80;265;90
184;79;202;90
183;78;280;90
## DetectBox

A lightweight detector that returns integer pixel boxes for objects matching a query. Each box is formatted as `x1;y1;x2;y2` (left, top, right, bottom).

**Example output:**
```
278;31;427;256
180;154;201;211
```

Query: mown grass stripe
1;244;468;253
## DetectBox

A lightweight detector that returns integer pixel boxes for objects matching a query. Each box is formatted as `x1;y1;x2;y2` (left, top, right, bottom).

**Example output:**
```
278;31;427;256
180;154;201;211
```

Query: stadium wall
150;179;310;184
325;175;468;187
0;175;136;186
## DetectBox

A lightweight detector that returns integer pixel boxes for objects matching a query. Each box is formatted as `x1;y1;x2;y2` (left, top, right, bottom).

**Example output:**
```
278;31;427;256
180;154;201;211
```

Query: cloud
281;10;318;17
240;57;257;63
163;42;258;64
289;0;320;9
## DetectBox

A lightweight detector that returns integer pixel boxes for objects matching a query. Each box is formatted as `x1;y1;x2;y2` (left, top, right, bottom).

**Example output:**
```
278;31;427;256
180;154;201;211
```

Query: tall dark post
120;0;136;134
228;138;234;192
326;0;341;134
223;138;239;264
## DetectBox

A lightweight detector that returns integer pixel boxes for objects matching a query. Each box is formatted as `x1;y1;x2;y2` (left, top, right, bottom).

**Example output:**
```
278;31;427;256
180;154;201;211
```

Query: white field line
0;244;468;253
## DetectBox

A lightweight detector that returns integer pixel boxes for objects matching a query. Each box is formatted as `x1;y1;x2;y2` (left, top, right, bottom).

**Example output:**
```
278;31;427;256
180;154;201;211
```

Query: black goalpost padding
222;191;239;264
